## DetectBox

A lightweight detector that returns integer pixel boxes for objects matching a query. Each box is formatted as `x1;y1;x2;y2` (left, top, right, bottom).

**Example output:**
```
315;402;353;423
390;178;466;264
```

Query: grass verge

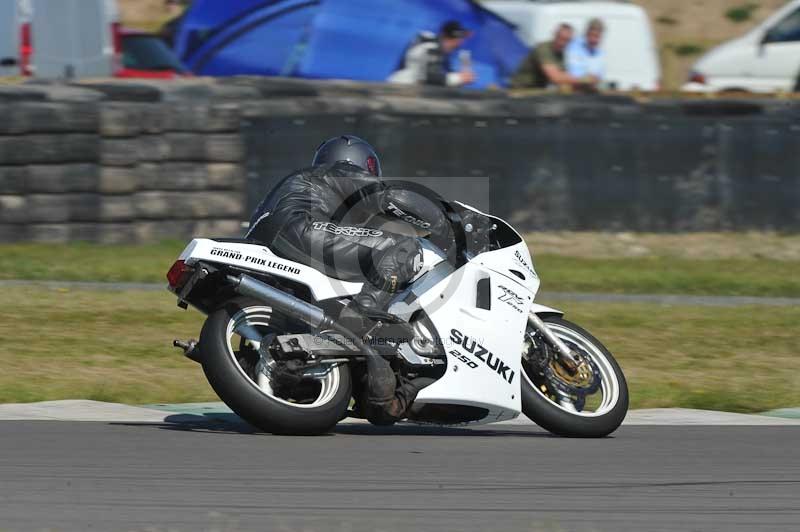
1;238;799;297
0;241;185;284
535;255;800;297
0;286;213;405
1;286;798;412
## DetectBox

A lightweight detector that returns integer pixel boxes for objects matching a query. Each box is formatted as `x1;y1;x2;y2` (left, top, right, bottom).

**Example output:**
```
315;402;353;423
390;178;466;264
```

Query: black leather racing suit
246;162;451;308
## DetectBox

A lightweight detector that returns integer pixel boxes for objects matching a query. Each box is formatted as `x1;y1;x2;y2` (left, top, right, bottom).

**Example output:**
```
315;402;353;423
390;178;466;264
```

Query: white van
484;0;661;91
683;0;800;93
0;0;119;79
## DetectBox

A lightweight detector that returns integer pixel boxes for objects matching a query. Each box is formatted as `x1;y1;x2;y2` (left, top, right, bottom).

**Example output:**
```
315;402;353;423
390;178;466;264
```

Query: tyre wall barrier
0;82;246;243
0;78;798;243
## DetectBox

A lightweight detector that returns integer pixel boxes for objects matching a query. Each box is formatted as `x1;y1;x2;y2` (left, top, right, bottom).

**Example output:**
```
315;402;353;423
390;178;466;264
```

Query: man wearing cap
388;20;476;87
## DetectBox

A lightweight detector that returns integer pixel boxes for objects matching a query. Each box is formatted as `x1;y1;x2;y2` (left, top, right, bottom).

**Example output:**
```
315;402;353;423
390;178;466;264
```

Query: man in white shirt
389;20;476;87
566;18;606;85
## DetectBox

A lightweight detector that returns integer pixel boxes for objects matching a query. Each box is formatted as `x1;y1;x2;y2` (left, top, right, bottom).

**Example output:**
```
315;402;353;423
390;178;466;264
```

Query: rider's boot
361;375;436;426
338;284;414;342
338;284;422;424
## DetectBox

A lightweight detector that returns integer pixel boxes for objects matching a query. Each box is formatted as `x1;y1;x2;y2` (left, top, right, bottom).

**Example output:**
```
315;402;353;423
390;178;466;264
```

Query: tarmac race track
1;416;799;532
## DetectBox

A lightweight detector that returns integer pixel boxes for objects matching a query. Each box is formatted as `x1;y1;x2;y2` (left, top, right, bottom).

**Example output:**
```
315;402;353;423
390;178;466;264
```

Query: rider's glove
368;237;424;293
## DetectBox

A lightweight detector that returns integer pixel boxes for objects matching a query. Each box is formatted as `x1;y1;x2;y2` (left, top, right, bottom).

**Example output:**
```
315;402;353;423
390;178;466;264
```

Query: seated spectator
566;18;606;84
389;20;476;87
511;24;597;90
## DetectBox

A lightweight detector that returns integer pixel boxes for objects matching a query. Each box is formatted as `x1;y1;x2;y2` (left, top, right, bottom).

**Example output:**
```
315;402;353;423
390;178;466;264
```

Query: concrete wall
0;78;798;243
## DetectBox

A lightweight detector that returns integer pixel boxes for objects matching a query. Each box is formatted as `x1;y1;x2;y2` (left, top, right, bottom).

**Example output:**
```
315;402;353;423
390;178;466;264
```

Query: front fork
526;313;597;412
527;313;581;372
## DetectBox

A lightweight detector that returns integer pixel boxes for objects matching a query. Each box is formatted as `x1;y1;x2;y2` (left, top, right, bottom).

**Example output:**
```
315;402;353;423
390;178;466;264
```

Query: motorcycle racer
246;136;458;423
246;135;452;322
169;137;629;434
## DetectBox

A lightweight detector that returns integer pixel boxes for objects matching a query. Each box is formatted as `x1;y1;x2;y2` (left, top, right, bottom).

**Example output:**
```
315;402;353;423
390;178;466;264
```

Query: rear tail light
688;71;706;85
19;22;33;76
111;22;123;73
167;260;194;289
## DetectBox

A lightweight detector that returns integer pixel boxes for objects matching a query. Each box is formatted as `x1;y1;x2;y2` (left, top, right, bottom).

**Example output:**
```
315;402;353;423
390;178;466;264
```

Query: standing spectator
160;0;190;49
511;24;597;90
389;20;476;87
566;18;606;85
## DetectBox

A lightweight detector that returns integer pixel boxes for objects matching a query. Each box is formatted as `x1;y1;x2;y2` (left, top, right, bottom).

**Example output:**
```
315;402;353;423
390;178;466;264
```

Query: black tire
521;317;628;438
199;297;352;435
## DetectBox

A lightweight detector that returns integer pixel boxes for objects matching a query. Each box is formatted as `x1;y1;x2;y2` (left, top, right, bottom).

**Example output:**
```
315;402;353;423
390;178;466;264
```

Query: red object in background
688;71;707;85
18;21;189;79
111;21;123;72
19;22;33;76
115;28;191;79
115;67;185;79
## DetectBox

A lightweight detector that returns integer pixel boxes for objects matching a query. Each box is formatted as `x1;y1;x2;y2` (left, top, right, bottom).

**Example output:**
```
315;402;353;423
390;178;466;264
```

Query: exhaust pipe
226;274;380;364
227;274;330;330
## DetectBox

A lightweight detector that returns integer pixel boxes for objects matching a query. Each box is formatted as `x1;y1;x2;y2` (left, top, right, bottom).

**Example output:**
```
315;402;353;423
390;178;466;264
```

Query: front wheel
199;297;352;435
521;316;628;437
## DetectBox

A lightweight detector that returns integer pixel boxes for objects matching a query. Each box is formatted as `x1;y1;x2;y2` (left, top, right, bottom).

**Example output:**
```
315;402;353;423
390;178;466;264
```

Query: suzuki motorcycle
167;201;628;437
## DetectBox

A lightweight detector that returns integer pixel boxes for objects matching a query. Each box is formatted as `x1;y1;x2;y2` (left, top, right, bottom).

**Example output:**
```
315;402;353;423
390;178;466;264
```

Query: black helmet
312;135;382;177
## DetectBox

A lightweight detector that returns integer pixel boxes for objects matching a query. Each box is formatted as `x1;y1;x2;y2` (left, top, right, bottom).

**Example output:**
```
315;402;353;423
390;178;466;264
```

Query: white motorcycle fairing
391;204;562;425
392;239;540;424
178;238;364;301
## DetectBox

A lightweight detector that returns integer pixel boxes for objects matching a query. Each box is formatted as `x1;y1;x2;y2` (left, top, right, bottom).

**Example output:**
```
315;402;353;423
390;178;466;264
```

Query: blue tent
174;0;528;88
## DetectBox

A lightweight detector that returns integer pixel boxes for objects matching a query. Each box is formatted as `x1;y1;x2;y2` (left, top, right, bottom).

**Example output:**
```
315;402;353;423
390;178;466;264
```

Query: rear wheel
200;297;352;435
520;316;628;438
